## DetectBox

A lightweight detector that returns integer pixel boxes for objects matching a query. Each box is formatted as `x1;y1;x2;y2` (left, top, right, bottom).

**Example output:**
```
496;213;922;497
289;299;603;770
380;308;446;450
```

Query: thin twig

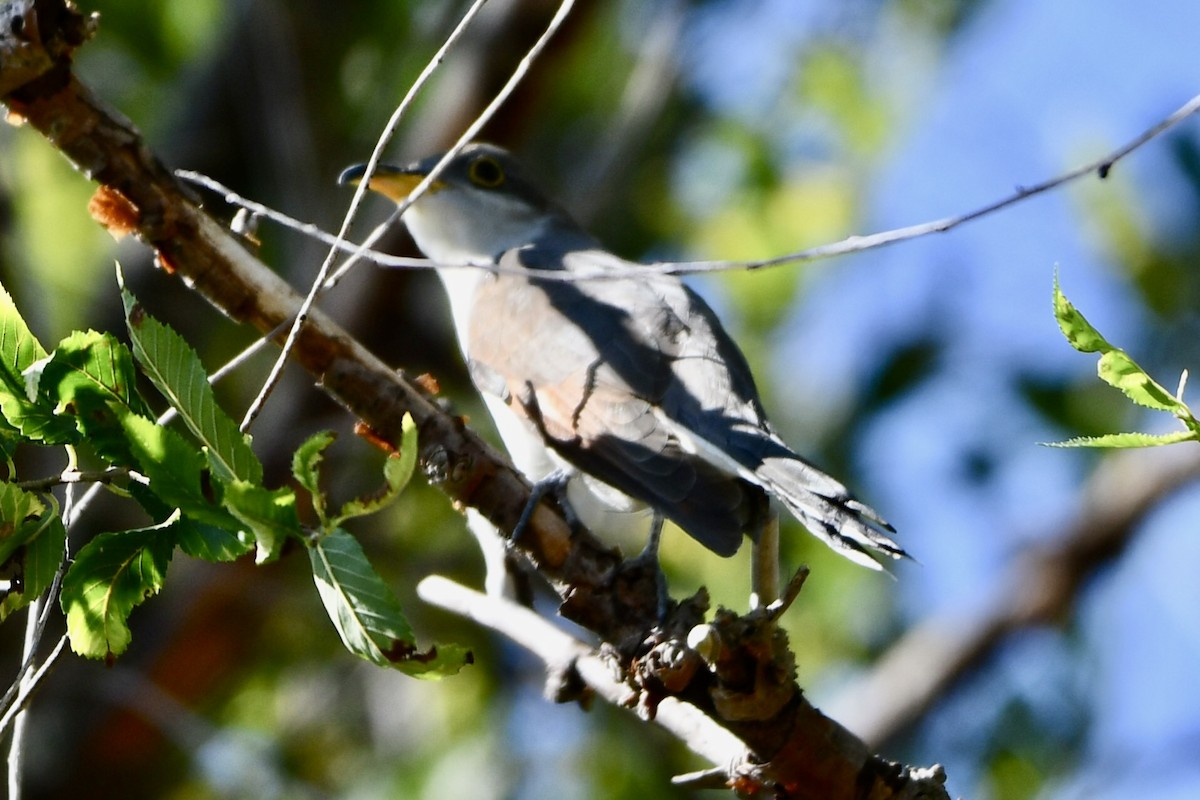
15;466;132;492
186;92;1200;285
238;0;493;432
644;91;1200;277
320;0;580;290
176;169;430;269
316;0;493;290
5;575;68;799
0;634;68;740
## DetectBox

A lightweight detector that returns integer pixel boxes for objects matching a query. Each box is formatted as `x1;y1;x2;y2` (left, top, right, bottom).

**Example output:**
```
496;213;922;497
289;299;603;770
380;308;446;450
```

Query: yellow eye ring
467;155;506;188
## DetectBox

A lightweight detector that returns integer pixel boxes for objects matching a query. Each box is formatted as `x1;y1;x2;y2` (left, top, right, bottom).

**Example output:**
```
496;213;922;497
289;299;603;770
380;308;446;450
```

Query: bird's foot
623;514;670;624
510;468;577;545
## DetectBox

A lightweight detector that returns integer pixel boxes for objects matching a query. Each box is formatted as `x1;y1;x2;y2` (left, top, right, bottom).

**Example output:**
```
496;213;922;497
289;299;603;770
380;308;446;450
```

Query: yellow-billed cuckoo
339;144;905;585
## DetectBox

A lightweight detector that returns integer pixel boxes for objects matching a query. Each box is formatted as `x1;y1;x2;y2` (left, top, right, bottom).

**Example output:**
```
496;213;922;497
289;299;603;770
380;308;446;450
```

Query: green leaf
40;331;147;413
0;280;49;369
128;482;251;563
309;529;471;677
0;355;79;447
1096;350;1186;414
120;412;243;531
1053;276;1200;443
0;281;65;442
0;510;66;622
61;515;177;661
292;429;337;524
333;414;416;526
120;278;262;484
172;519;253;562
0;369;78;445
21;505;66;587
35;330;149;461
1045;430;1198;448
292;416;417;529
1053;276;1110;354
0;480;48;564
223;480;299;564
0;486;66;621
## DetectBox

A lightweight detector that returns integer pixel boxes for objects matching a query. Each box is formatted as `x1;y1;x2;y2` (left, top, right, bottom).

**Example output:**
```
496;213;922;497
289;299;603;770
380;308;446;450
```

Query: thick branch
420;576;948;799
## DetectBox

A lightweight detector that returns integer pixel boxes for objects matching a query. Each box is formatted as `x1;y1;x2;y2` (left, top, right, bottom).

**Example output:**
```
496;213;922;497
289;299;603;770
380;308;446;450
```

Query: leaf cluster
0;269;468;676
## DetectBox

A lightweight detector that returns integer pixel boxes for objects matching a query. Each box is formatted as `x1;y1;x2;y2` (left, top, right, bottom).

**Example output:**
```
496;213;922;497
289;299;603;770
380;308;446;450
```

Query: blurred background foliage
3;0;1200;798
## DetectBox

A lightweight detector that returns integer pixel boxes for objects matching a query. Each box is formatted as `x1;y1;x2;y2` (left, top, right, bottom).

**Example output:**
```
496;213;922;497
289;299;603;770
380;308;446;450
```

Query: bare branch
188;91;1200;282
646;92;1200;277
15;467;134;492
419;575;949;799
0;633;66;739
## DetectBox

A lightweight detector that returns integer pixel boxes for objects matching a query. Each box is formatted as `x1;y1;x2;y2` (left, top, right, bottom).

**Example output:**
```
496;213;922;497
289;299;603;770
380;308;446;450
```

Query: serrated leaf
333;414;416;526
0;485;65;621
1053;276;1110;353
22;505;66;587
223;480;299;564
292;430;337;524
1054;277;1200;444
61;515;177;660
0;281;73;443
0;358;78;447
0;382;78;444
120;279;262;484
35;330;149;462
0;280;49;369
1097;350;1186;413
0;281;70;443
128;482;251;563
120;412;243;531
172;520;253;562
1044;430;1198;448
41;331;148;414
309;529;471;678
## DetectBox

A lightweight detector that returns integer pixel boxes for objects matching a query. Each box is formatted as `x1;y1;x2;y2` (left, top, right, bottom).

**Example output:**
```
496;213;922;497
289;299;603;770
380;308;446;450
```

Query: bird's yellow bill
337;164;442;202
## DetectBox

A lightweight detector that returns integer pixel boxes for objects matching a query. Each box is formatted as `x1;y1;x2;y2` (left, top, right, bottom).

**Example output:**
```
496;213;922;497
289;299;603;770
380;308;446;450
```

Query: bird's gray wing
464;249;768;556
555;249;906;568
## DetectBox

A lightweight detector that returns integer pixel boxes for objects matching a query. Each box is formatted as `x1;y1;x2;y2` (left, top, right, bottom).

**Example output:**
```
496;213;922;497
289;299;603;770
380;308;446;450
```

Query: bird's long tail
754;455;906;570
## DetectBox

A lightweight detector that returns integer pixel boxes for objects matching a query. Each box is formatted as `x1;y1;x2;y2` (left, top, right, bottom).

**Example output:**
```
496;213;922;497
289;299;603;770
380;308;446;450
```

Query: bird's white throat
434;265;487;358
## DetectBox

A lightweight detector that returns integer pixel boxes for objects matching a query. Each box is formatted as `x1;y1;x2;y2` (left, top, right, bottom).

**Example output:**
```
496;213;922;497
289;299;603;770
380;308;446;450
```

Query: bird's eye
467;155;506;188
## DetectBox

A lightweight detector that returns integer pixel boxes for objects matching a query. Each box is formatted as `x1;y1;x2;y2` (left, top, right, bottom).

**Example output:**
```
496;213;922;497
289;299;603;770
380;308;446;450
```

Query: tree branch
183;92;1200;283
419;575;948;799
15;467;135;492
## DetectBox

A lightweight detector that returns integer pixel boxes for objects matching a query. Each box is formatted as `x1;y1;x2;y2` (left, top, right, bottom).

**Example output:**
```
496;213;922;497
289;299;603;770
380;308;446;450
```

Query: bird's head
339;143;582;265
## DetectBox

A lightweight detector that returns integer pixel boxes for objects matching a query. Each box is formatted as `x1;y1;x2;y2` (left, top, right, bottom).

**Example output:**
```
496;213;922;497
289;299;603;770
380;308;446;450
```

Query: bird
339;143;906;591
